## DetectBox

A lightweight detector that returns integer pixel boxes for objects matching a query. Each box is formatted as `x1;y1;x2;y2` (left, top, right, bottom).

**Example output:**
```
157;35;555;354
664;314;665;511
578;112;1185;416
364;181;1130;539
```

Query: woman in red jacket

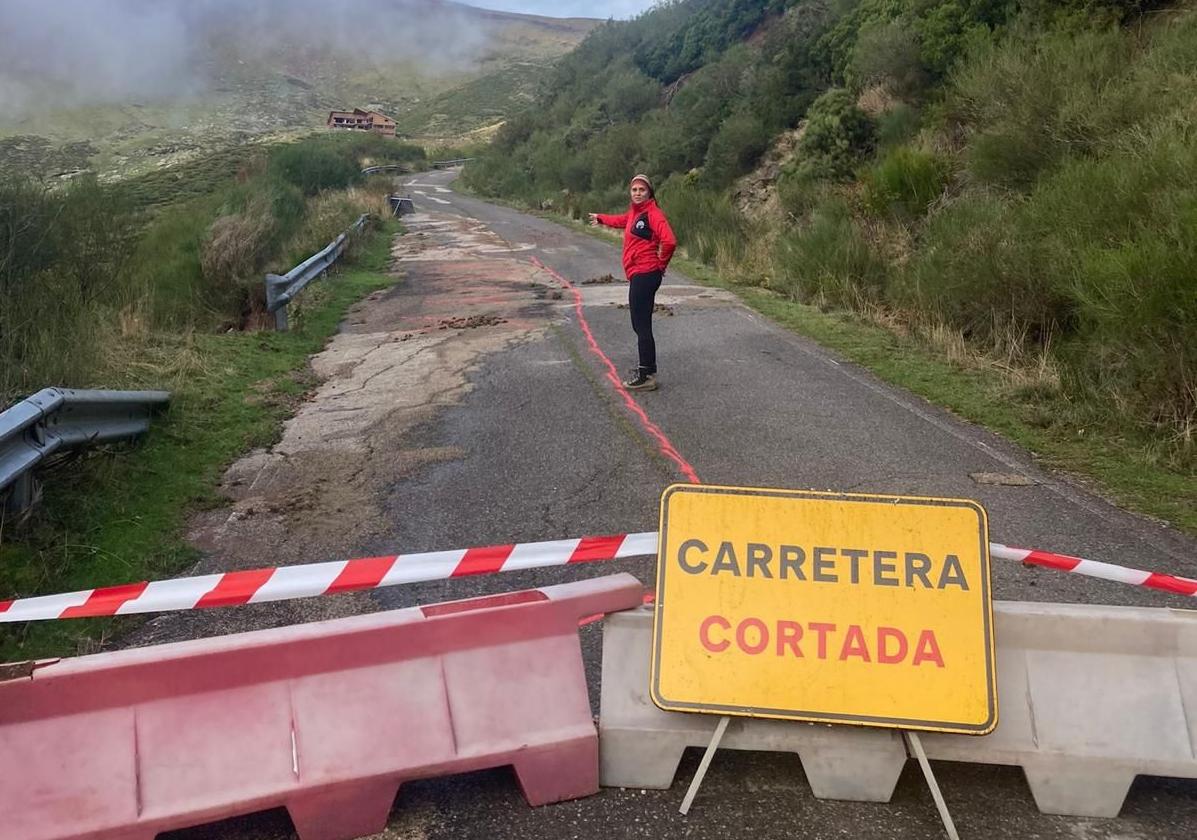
589;174;677;391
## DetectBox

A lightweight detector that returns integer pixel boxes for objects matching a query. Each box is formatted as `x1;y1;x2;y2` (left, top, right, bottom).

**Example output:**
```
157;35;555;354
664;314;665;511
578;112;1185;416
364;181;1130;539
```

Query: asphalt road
158;168;1196;840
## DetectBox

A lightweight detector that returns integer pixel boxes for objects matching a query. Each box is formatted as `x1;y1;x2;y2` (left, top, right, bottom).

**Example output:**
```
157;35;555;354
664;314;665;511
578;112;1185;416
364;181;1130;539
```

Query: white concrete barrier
599;607;909;803
599;603;1197;817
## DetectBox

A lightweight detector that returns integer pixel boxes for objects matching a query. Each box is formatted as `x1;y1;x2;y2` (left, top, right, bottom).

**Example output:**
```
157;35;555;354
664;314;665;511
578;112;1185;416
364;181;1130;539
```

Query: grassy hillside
0;133;425;403
0;218;406;662
0;129;432;657
464;0;1195;525
0;1;595;179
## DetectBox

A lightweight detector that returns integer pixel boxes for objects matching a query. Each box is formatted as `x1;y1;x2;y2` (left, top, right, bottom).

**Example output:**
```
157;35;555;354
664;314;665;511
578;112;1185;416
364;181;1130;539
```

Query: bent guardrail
0;388;171;518
361;164;413;176
264;214;370;331
431;158;473;168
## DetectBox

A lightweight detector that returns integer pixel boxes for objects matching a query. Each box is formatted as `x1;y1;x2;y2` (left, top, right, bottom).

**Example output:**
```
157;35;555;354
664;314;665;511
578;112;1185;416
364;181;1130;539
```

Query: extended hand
588;213;599;227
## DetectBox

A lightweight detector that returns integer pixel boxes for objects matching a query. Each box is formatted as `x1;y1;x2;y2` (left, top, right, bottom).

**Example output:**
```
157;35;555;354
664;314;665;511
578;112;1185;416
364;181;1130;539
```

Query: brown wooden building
326;109;396;137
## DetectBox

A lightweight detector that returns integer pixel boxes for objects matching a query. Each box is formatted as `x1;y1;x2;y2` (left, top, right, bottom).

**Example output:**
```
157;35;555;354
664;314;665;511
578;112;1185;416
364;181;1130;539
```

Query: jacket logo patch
631;213;653;241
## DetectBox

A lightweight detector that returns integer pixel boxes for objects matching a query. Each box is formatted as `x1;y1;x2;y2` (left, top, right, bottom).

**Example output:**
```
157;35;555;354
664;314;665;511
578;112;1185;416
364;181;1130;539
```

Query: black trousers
629;270;664;374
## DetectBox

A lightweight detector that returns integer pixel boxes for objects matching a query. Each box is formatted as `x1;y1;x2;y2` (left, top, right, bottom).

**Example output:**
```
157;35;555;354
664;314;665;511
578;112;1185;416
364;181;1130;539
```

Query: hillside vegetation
0;1;595;179
0;133;424;404
0;133;424;657
464;0;1195;482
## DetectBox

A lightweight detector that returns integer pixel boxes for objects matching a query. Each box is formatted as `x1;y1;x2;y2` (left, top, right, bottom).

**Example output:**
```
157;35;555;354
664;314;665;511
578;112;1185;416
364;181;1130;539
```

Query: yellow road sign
651;485;997;734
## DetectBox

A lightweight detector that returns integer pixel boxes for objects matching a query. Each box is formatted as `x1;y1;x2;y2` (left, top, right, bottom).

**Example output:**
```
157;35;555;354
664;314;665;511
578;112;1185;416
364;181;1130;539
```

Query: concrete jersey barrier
599;602;1197;817
0;573;645;840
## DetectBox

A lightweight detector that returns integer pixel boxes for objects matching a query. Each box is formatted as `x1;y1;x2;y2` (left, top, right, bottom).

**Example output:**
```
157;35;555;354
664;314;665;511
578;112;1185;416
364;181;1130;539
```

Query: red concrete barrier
0;573;644;840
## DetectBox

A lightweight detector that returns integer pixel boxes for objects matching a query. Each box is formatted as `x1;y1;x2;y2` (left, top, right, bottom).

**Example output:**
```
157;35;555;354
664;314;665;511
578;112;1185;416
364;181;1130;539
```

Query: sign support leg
679;715;730;815
904;731;960;840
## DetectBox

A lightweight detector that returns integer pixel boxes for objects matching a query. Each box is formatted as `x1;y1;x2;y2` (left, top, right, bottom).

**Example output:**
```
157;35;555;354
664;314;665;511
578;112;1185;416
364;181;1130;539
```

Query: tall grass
1;176;139;401
862;147;949;217
774;201;888;308
0;133;419;406
658;177;761;271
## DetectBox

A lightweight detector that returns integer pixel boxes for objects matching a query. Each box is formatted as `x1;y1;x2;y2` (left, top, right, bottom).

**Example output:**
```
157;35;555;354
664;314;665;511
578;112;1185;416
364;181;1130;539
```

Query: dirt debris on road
582;273;618;285
614;302;674;316
438;314;508;329
125;211;560;647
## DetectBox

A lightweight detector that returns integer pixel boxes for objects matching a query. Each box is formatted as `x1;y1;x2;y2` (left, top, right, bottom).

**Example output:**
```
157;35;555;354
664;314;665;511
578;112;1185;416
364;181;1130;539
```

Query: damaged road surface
151;169;1196;840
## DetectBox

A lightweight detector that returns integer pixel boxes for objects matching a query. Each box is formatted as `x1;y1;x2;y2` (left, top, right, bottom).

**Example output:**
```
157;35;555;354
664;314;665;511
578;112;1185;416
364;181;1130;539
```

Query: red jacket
596;198;677;279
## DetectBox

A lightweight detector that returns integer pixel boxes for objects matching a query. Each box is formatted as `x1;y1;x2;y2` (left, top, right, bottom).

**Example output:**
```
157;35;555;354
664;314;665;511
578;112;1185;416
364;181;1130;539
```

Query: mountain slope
0;0;596;178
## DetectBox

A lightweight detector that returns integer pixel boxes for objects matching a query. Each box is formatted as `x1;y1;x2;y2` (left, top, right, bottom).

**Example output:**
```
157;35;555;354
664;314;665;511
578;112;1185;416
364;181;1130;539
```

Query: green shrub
0;177;65;299
560;157;593;194
1020;0;1171;26
199;197;277;313
658;177;752;266
1028;132;1197;459
641;114;692;176
669;68;737;169
588;124;646;191
774;201;887;307
0;175;142;401
847;20;928;97
949;27;1151;189
876;103;923;148
127;202;214;328
603;64;661;122
863;147;949;217
776;170;831;219
587;182;633;218
895;190;1078;356
703;111;772;187
268;143;361;196
461;152;530;199
910;1;992;77
1065;226;1196;461
789;89;876;181
817;0;1012;85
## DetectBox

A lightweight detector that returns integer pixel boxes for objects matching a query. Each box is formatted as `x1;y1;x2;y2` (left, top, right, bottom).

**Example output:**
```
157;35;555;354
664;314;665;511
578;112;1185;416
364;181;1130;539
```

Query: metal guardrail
0;388;171;518
431;158;473;168
361;164;413;176
264;214;370;331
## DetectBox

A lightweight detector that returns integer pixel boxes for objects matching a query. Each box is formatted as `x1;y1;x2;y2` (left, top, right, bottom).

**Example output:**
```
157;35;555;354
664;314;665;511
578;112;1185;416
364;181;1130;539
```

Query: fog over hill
0;0;596;176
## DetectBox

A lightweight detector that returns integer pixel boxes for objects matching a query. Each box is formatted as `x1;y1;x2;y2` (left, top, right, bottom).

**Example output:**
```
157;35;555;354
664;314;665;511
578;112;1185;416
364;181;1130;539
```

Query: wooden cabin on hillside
326;109;397;137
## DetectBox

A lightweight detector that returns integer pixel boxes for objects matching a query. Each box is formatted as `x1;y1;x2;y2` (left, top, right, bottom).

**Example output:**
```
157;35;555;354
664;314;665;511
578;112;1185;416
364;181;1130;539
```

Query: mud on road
129;213;563;646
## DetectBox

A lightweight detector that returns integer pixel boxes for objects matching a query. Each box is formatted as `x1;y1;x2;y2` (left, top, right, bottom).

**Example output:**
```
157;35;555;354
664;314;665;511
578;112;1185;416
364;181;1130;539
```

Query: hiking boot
623;369;658;391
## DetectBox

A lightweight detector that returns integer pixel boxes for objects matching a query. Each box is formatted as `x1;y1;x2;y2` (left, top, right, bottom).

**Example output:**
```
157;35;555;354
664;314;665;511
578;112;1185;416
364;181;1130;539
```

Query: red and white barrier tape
1;532;1192;623
0;533;657;623
990;543;1197;598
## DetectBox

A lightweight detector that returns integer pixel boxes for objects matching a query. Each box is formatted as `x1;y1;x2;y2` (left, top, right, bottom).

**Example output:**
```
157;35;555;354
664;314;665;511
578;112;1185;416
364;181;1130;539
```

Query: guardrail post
264;273;289;331
2;472;37;518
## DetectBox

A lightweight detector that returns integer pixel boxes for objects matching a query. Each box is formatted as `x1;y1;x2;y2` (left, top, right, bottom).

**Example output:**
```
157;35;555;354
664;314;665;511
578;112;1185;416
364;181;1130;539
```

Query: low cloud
468;0;653;18
0;0;501;115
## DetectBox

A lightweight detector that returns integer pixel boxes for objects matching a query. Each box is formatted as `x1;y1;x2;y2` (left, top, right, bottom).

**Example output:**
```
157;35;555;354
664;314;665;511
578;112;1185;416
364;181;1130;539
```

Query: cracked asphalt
150;168;1196;840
